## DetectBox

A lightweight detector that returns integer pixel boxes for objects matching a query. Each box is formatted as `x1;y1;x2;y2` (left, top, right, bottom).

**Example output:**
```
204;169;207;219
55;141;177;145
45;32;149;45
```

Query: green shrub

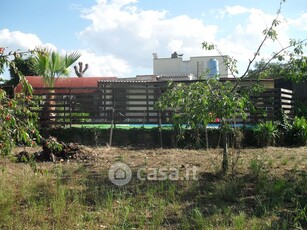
253;121;279;147
0;88;40;156
287;116;307;146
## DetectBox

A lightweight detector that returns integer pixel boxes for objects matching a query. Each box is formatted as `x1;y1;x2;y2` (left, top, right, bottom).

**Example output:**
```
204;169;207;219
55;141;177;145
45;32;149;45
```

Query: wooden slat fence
248;88;294;123
29;82;294;127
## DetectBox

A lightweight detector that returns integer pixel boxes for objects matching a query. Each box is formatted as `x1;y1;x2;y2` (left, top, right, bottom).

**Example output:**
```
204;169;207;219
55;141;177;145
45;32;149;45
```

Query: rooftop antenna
152;53;158;59
171;52;183;58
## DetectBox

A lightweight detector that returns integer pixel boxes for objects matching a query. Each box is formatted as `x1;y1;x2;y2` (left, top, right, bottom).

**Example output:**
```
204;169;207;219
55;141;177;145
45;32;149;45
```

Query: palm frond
32;52;48;76
64;51;81;67
32;47;81;87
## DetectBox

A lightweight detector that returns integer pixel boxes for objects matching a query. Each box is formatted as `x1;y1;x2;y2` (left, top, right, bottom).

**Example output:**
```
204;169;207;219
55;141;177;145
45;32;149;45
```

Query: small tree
0;47;40;155
157;78;250;172
32;47;81;88
157;81;214;149
200;0;306;174
32;47;81;126
158;0;306;174
206;79;249;173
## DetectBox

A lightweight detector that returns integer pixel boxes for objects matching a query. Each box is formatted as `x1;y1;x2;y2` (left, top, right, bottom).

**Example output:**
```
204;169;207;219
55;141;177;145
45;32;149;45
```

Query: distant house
152;52;231;79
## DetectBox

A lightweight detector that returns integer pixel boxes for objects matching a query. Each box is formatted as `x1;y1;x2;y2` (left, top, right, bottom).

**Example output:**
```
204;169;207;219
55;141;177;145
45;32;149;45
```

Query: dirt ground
9;146;307;177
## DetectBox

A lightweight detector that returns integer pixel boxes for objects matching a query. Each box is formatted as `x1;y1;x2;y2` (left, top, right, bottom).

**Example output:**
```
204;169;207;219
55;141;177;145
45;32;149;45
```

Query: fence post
109;107;115;147
63;96;66;127
69;87;72;128
146;84;149;123
158;110;163;148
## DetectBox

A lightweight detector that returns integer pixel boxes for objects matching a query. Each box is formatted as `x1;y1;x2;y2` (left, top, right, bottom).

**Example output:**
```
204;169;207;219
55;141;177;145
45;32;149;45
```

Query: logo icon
108;163;132;186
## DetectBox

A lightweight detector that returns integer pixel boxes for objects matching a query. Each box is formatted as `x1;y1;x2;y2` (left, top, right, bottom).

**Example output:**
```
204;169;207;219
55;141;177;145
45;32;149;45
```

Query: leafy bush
0;88;40;155
253;121;279;147
287;116;307;146
275;111;292;146
294;98;307;118
0;48;41;155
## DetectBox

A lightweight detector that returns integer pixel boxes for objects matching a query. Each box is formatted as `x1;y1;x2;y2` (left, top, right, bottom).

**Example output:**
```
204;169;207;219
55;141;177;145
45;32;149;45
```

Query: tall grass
0;150;306;229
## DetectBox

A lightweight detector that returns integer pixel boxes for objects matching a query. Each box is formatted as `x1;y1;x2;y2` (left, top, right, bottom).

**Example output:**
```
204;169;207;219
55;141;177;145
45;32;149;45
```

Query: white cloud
78;0;306;77
2;1;306;79
167;39;183;52
0;29;57;79
78;0;218;71
224;5;252;16
214;6;296;75
0;28;132;78
289;13;307;30
71;49;131;77
0;28;56;53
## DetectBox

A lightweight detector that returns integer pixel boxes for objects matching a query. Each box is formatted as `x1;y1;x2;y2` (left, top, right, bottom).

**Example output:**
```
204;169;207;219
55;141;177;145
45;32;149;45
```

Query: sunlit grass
0;148;306;229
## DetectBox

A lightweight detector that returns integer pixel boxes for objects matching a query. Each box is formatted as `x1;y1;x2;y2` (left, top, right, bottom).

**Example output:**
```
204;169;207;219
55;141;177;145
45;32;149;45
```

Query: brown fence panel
29;84;294;127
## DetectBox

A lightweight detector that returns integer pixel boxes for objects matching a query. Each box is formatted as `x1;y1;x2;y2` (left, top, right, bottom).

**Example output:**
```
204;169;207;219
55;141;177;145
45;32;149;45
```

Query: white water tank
207;58;219;78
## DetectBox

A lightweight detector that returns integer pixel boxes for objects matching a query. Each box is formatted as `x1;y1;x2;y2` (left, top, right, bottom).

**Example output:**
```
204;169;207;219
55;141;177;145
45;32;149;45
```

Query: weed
249;158;266;179
281;158;288;165
191;208;207;229
213;178;243;203
267;158;274;168
0;186;13;226
232;211;247;230
293;200;307;229
115;155;124;162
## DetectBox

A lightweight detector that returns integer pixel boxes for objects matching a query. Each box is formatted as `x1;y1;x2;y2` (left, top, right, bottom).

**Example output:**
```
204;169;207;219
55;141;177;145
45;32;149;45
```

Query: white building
153;52;231;79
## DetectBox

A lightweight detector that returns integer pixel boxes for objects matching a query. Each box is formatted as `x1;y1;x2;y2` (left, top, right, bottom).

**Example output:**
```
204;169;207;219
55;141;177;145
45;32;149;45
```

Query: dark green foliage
253;121;279;147
275;110;292;146
0;88;40;155
248;60;287;79
8;56;38;87
45;127;222;148
156;81;214;148
45;126;258;148
0;48;41;156
295;98;307;118
252;116;307;147
38;116;307;148
287;116;307;146
284;54;307;83
248;55;307;82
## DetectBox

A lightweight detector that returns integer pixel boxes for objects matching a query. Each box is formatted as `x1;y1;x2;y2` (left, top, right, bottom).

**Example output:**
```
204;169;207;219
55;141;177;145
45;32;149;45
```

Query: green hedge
42;123;306;148
43;127;258;148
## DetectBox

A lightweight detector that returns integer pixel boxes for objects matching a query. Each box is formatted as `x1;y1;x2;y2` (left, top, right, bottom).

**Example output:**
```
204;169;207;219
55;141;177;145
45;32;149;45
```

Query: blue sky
1;0;306;78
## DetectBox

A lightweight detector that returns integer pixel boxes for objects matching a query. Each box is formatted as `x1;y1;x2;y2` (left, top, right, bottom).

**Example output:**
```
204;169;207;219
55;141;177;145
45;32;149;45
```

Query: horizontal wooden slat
28;85;294;126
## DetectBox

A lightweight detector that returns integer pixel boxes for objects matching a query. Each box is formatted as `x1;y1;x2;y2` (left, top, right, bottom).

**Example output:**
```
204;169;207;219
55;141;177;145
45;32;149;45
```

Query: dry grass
0;146;306;229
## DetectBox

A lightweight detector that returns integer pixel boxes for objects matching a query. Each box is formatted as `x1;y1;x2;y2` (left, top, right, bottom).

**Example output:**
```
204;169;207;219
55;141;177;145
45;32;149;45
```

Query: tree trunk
40;89;55;128
221;119;229;174
195;128;201;149
205;126;209;150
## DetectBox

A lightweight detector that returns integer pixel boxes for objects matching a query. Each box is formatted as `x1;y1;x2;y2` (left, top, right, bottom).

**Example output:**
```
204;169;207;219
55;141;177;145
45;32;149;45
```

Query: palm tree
32;47;81;126
33;47;81;87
